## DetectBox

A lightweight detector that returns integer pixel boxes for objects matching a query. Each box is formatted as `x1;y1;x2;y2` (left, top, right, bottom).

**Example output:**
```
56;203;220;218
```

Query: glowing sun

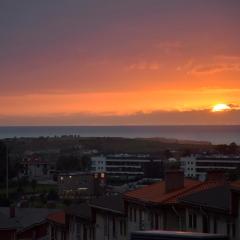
212;103;231;112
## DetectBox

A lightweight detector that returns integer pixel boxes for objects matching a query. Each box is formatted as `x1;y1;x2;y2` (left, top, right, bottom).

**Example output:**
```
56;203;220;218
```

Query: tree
0;141;7;183
80;155;91;171
31;179;37;193
47;189;59;201
56;155;80;171
229;142;238;154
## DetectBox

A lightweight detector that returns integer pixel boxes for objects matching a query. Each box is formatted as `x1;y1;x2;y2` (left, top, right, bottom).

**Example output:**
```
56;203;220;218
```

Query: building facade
58;172;106;199
180;155;240;180
91;154;163;183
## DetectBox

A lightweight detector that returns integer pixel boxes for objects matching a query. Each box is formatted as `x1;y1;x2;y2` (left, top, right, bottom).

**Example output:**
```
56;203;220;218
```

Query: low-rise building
48;210;67;240
91;154;163;184
58;172;106;200
66;203;95;240
180;155;240;180
45;170;240;240
0;207;58;240
20;156;52;180
90;195;127;240
0;211;16;240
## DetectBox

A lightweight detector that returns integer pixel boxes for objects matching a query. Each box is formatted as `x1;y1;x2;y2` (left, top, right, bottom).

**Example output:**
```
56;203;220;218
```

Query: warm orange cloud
1;1;240;125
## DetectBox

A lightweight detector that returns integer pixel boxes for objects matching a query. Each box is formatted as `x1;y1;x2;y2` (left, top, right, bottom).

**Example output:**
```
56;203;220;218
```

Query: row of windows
188;213;236;237
106;161;142;166
104;216;126;238
196;162;240;167
106;167;143;172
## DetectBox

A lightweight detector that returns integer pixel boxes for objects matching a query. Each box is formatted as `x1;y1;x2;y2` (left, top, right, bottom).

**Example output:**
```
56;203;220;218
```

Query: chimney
165;170;184;193
207;170;226;182
9;206;15;218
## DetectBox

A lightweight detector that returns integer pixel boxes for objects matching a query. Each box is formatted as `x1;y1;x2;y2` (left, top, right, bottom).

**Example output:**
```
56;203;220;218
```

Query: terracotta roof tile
124;179;225;205
47;211;65;225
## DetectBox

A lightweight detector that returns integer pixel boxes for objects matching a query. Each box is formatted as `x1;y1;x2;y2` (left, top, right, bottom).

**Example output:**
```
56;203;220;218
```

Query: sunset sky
1;0;240;125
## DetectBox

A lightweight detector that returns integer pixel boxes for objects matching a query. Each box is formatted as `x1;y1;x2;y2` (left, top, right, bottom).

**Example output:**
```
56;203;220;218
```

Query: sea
0;125;240;144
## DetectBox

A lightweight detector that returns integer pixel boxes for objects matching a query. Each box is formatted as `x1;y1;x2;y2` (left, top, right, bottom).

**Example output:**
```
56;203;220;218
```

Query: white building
180;155;240;180
91;155;107;173
91;154;163;182
20;157;51;180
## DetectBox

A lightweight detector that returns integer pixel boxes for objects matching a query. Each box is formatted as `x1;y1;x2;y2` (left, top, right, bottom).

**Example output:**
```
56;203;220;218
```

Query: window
123;220;126;236
112;217;116;238
193;214;197;229
120;219;126;236
120;220;123;235
232;223;236;237
134;208;137;222
227;223;230;236
83;227;87;240
188;213;197;229
202;215;209;233
189;214;192;228
155;213;159;229
214;217;217;234
104;216;108;237
129;207;133;221
50;225;55;240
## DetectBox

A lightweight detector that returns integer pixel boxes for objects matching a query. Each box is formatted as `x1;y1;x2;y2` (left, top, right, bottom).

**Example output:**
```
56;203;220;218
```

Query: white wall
95;211;127;240
185;208;237;240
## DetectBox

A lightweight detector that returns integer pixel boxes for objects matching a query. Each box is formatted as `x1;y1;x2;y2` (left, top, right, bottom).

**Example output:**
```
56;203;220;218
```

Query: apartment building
20;157;51;180
180;155;240;180
44;170;240;240
58;172;106;199
91;154;163;183
90;195;127;240
0;207;59;240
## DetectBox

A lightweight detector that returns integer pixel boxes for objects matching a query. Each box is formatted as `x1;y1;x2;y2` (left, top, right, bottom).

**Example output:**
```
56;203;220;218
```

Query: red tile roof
124;179;226;205
230;180;240;191
47;211;65;225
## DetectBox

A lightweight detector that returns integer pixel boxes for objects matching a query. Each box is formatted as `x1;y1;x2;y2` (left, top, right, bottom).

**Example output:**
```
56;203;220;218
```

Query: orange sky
0;1;240;125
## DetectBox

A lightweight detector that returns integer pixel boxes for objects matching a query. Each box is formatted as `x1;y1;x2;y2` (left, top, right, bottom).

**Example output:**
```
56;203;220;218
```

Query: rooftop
90;195;124;214
47;211;65;225
180;185;231;212
0;207;58;231
66;202;92;221
124;172;230;205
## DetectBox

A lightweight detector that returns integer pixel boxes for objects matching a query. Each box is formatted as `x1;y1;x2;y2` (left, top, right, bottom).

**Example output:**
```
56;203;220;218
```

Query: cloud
155;41;182;50
188;63;240;75
187;54;240;75
127;62;161;71
215;55;240;62
1;109;240;126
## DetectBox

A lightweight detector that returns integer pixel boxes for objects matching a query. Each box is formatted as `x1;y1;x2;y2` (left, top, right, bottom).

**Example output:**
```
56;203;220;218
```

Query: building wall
67;215;94;240
48;223;67;240
91;156;106;173
126;202;184;237
91;155;162;181
180;155;240;180
0;229;16;240
18;223;48;240
185;208;238;240
180;156;196;178
95;210;126;240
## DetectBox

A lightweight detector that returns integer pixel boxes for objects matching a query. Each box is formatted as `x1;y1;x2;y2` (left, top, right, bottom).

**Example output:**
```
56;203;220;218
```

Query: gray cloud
1;109;240;126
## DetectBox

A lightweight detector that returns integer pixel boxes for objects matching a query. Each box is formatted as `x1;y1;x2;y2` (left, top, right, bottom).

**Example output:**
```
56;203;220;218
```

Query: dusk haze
1;0;240;125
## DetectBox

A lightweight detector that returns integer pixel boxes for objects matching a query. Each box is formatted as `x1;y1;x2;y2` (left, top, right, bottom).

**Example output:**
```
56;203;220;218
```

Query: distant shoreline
0;125;239;144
